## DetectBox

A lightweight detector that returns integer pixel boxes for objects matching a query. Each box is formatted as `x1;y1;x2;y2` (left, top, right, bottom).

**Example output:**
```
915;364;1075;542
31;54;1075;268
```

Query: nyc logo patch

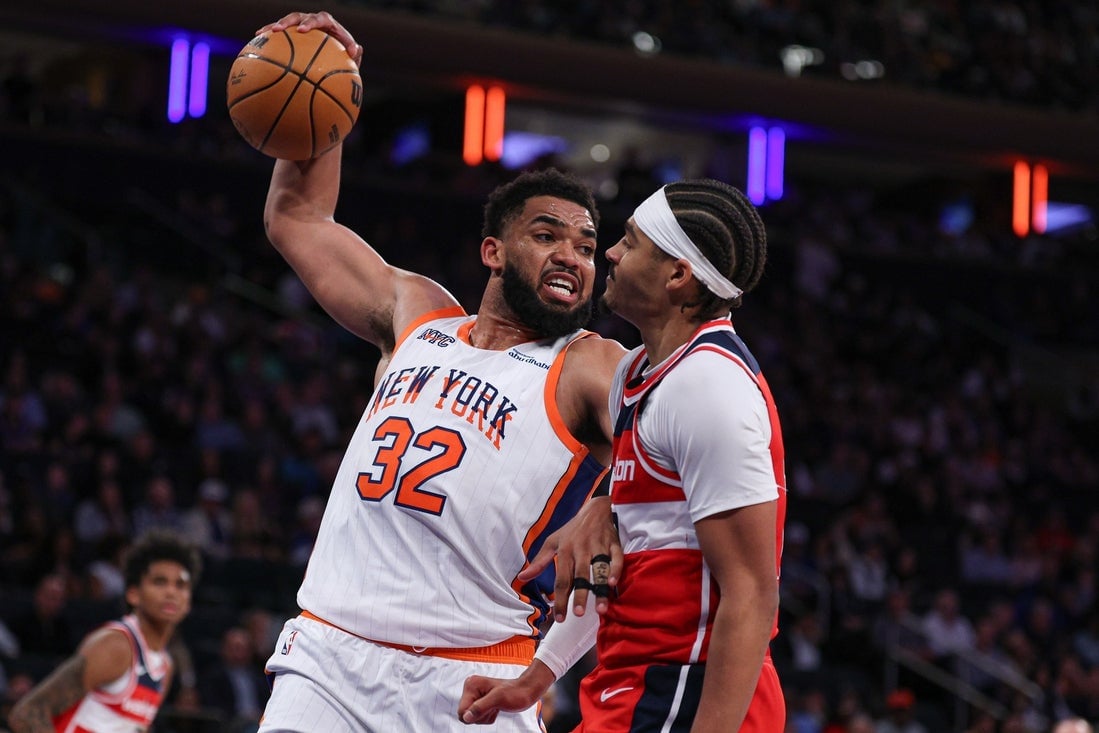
417;328;456;347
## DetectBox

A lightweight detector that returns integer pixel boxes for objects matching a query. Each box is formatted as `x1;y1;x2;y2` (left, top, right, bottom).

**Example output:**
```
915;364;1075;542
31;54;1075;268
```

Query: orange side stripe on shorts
300;610;535;665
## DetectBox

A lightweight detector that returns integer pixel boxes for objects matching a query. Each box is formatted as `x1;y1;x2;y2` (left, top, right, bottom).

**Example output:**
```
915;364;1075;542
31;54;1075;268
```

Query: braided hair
664;179;767;320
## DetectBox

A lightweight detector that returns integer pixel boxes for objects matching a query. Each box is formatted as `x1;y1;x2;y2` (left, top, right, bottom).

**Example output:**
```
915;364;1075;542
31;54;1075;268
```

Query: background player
7;530;201;733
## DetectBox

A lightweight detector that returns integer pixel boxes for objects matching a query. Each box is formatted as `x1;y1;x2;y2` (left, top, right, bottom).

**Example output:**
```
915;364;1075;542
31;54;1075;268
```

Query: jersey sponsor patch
506;348;551;369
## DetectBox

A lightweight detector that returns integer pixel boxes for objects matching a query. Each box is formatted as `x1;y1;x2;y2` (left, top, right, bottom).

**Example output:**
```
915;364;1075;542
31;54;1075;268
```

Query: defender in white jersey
254;12;625;731
461;179;786;733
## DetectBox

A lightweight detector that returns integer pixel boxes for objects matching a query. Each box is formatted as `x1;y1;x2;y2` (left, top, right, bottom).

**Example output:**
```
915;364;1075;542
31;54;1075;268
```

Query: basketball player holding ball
252;11;625;733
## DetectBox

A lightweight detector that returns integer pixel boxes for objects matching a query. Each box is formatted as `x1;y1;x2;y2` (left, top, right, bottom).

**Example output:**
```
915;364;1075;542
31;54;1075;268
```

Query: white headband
632;187;743;300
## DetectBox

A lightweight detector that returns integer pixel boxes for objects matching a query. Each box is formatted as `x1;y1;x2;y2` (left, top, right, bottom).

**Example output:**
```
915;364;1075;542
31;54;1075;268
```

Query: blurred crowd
362;0;1099;113
1;4;1099;733
1;142;1096;733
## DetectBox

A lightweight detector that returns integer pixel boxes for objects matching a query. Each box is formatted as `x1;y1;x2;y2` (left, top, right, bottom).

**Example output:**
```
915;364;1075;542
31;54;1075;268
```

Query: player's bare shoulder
558;335;627;448
74;625;134;689
378;268;465;353
567;334;628;376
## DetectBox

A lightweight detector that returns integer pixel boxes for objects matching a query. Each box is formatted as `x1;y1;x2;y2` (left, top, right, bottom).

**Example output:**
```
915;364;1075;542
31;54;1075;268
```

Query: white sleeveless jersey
297;308;606;648
54;615;170;733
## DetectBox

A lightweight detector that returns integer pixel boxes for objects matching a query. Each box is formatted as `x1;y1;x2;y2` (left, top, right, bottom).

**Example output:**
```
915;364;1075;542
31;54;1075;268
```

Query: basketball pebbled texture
227;27;362;160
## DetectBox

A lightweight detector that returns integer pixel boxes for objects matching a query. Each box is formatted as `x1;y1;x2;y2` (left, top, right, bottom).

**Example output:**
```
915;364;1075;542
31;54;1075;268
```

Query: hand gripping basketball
228;13;363;160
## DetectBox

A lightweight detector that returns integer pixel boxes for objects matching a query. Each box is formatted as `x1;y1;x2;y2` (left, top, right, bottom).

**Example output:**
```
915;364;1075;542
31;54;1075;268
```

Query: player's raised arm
260;12;460;354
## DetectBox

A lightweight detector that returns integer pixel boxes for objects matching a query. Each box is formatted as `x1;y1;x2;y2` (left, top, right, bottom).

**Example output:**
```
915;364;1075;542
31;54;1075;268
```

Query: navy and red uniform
52;614;170;733
577;317;787;732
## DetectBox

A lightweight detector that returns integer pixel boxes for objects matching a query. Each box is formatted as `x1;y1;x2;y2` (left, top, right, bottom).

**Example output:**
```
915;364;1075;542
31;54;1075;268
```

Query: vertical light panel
747;127;767;206
1012;161;1030;237
1031;164;1048;234
167;38;190;124
463;85;486;166
765;127;785;201
187;42;210;119
483;86;506;162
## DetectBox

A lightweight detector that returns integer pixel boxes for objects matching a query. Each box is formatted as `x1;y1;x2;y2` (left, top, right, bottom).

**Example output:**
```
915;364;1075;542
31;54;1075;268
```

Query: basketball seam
311;72;360;122
229;29;361;159
305;35;332;157
308;80;356;155
260;30;319;155
226;56;293;109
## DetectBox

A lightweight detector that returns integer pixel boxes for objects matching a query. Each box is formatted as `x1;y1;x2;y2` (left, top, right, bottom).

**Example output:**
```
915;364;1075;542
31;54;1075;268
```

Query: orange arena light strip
484;86;506;162
1031;164;1048;234
463;85;486;166
1013;161;1030;237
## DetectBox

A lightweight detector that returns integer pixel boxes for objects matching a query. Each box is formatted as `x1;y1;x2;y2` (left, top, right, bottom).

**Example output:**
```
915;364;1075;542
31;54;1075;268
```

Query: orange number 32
356;416;467;515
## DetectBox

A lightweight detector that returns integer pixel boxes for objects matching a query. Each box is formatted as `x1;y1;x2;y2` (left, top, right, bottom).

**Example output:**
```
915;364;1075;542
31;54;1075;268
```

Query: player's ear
481;237;503;272
666;258;691;292
125;586;140;609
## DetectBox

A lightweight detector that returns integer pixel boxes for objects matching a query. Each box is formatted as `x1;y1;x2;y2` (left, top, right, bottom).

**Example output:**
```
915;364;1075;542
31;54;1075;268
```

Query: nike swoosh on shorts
600;686;635;703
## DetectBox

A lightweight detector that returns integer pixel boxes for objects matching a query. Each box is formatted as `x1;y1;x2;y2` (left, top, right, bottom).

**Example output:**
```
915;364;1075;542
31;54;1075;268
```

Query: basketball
227;26;362;160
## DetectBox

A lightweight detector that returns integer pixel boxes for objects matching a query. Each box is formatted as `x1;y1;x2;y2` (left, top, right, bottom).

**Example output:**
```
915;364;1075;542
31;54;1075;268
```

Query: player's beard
502;262;593;339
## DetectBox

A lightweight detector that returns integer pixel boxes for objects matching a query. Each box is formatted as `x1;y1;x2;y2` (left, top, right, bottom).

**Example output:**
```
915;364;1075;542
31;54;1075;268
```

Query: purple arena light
167;38;189;123
766;127;785;202
747;126;767;206
188;42;210;119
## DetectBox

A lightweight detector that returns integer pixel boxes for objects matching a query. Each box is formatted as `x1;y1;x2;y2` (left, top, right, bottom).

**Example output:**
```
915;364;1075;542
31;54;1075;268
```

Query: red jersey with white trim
600;317;787;668
296;309;606;648
53;614;170;733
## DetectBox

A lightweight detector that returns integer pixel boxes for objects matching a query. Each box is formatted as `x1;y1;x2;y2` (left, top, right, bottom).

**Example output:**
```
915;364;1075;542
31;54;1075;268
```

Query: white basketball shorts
257;614;545;732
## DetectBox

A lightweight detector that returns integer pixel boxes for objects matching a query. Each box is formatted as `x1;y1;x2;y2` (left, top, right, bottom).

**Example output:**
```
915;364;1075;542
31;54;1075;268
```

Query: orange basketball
227;26;362;160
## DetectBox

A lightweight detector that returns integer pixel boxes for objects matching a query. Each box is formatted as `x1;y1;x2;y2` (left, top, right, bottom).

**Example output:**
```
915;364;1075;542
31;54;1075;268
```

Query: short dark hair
664;179;767;320
123;529;202;591
481;168;599;239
